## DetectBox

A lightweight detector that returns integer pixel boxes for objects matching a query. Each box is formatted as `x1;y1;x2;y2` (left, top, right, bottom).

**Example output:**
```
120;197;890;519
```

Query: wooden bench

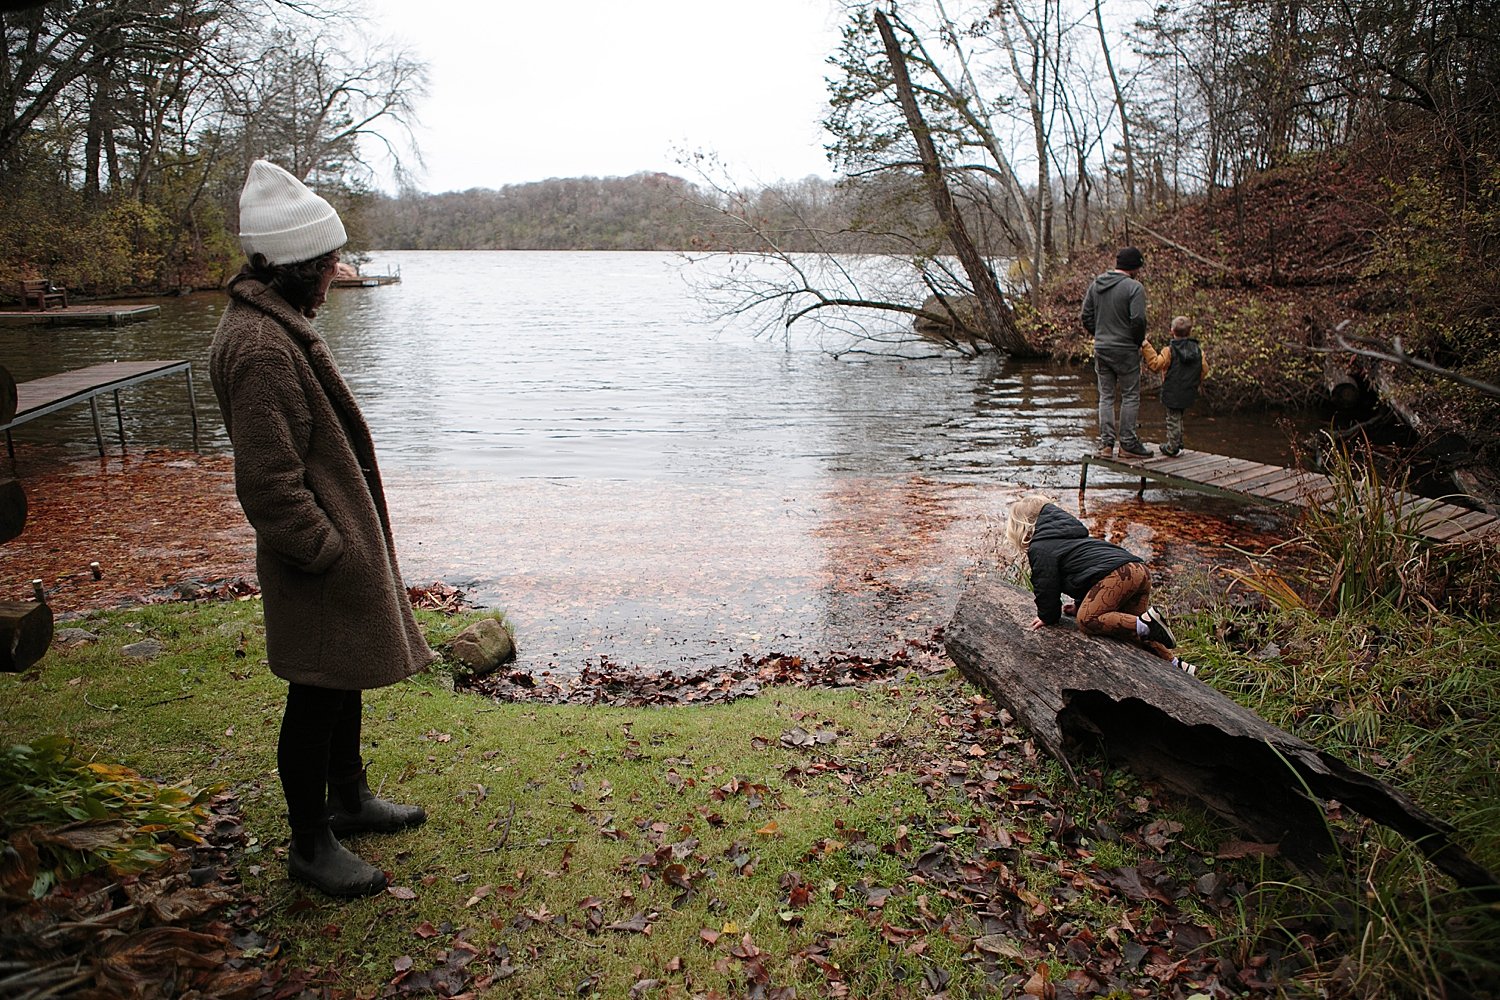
20;279;67;311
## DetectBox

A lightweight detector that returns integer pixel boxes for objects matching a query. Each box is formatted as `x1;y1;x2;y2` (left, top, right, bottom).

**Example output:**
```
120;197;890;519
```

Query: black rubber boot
288;826;387;898
328;768;427;836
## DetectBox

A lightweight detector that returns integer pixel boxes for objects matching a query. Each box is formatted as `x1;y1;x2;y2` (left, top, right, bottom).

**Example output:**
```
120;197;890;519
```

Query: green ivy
0;736;218;897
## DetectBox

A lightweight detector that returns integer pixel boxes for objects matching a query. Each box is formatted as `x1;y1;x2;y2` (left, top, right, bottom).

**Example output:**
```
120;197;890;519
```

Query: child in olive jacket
1141;315;1208;457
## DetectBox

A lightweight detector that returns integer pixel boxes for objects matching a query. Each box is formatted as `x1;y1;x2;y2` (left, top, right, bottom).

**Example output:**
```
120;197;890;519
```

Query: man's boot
288;825;387;898
328;766;427;835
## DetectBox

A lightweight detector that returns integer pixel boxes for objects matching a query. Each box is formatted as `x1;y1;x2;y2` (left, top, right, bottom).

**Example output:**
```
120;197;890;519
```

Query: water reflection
3;252;1320;672
1;251;1317;485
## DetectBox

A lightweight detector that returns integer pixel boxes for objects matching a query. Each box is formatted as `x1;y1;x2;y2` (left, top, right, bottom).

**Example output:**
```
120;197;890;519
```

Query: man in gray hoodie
1080;247;1152;457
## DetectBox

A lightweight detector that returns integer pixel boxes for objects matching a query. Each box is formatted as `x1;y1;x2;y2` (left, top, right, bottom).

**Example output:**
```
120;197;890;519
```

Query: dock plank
0;303;159;327
1080;449;1497;544
2;360;199;458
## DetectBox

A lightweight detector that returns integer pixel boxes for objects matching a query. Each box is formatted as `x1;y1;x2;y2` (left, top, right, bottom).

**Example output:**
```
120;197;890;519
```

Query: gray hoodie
1080;271;1146;352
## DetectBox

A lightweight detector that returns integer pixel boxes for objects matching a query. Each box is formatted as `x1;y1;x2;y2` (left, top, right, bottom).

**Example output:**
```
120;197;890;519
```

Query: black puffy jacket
1026;504;1142;624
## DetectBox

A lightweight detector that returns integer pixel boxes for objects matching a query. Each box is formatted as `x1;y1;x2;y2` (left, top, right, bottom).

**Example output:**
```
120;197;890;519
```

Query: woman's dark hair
228;250;338;318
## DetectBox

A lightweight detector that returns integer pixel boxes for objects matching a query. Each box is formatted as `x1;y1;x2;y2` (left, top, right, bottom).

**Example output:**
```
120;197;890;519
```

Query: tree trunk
0;600;52;673
874;11;1036;358
1094;0;1136;215
944;573;1499;899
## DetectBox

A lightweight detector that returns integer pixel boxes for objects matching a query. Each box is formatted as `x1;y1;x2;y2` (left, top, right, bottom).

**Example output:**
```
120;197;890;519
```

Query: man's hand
1062;602;1076;616
1029;617;1045;630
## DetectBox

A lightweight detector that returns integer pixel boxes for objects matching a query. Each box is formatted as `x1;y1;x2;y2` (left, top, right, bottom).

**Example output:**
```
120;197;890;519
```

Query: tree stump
0;600;53;673
944;572;1498;898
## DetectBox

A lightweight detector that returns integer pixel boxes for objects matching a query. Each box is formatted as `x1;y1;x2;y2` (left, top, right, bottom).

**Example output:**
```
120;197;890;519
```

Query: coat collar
226;277;381;474
228;277;321;346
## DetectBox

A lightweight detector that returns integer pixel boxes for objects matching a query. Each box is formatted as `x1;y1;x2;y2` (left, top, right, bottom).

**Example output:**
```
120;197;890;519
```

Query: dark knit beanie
1116;246;1144;270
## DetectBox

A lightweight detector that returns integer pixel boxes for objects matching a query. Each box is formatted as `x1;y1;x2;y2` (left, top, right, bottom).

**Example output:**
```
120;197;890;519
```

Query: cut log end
0;600;53;673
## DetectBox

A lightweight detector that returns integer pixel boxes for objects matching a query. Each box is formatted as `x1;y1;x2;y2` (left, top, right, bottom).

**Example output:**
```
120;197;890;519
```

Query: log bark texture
0;600;53;673
945;573;1498;898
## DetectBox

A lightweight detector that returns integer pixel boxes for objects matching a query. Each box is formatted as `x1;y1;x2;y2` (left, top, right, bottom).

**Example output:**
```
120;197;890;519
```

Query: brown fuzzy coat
209;278;435;689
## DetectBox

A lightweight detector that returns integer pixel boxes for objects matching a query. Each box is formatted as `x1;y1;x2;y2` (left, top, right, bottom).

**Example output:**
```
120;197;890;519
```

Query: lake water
3;251;1315;675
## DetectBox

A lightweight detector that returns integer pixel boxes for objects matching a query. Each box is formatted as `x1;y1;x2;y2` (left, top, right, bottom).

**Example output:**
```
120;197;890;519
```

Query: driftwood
944;573;1499;898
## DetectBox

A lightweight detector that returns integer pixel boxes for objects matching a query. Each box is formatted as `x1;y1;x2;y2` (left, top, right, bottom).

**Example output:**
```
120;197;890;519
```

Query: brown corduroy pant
1076;562;1173;661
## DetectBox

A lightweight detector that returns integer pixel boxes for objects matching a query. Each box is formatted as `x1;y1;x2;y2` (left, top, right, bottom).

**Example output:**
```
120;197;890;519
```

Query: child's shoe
1140;607;1177;648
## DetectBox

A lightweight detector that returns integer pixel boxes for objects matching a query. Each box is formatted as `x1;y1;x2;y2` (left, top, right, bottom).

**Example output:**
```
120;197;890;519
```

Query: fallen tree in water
943;572;1499;900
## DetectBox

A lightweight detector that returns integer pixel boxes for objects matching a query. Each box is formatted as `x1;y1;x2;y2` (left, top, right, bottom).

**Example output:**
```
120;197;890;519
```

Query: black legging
278;683;364;847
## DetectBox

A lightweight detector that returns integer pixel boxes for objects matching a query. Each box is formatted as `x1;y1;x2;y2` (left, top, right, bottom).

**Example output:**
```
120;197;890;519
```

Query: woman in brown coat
210;160;436;897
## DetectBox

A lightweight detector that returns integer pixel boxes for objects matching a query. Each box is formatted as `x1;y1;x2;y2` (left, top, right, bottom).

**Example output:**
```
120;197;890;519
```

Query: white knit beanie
237;160;347;265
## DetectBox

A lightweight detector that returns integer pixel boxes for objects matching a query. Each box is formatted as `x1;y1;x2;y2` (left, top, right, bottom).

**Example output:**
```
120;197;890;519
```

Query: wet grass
6;602;1267;998
1183;442;1500;998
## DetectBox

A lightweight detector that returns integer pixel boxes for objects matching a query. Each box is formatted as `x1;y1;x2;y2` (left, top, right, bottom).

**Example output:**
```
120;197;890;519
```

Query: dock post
88;398;105;456
185;365;200;452
113;388;127;451
1079;457;1090;493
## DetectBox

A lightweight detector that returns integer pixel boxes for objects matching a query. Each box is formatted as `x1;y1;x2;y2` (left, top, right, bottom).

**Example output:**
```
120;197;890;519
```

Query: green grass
3;601;1278;998
1185;600;1500;996
11;573;1498;998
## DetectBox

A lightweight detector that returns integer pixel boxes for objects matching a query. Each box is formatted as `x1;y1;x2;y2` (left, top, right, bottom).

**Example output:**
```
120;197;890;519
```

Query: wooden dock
1080;448;1499;543
0;303;161;327
332;273;400;288
1;360;199;461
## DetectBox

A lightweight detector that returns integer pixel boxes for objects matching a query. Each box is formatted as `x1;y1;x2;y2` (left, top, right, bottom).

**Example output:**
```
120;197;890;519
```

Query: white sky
360;0;846;193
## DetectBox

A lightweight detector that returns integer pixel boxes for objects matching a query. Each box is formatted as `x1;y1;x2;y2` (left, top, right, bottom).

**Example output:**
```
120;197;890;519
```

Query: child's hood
1032;504;1089;545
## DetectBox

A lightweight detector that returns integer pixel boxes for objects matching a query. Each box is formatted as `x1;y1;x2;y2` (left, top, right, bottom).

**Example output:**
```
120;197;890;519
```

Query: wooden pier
0;303;161;327
1;360;199;462
331;272;400;288
1080;448;1499;544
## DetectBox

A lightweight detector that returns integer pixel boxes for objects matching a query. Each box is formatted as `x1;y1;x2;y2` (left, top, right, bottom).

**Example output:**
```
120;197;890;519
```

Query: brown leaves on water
1;450;256;609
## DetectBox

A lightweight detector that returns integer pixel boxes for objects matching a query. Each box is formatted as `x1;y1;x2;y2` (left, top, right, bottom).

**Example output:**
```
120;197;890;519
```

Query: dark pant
1164;408;1186;452
1095;349;1142;448
278;683;364;841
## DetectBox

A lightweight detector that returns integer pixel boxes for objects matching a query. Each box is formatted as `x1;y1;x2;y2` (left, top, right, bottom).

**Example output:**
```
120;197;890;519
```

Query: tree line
4;0;1494;344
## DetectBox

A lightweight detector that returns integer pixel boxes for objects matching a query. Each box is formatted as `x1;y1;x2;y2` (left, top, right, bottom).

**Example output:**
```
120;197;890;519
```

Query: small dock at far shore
0;303;160;327
1081;448;1500;544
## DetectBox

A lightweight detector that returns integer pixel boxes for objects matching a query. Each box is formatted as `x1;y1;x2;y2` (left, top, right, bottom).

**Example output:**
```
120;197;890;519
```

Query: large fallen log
944;572;1498;898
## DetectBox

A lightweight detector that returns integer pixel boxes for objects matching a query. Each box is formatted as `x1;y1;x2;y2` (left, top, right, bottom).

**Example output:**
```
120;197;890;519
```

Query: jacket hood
1091;271;1132;292
1031;503;1088;545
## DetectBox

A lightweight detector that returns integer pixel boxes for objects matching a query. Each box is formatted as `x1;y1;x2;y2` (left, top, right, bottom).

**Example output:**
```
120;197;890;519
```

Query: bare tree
873;8;1028;353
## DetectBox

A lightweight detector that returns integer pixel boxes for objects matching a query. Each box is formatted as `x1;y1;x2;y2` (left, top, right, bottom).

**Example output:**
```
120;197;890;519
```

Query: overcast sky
361;0;846;193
